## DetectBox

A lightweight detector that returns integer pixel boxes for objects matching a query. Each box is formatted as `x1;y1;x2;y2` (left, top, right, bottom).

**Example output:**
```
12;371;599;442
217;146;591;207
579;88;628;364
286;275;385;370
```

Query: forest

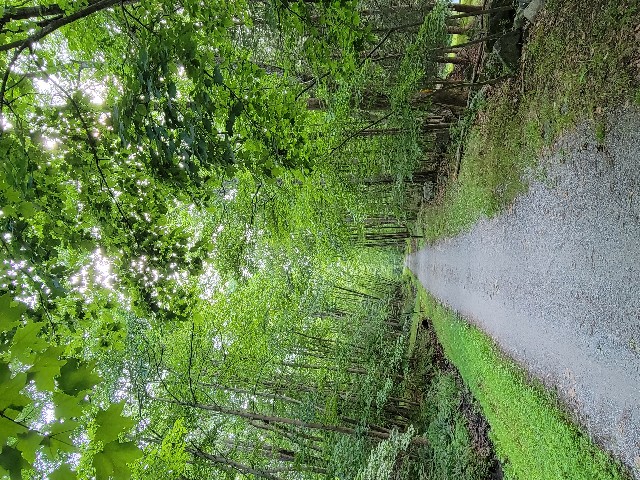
4;0;629;478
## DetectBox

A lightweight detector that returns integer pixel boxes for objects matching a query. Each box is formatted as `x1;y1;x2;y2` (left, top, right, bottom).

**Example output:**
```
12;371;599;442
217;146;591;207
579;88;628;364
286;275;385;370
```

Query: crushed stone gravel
407;107;640;478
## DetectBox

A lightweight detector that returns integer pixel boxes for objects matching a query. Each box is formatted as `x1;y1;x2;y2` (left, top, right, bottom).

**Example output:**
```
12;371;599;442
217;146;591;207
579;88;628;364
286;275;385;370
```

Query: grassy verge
418;0;640;242
410;275;630;480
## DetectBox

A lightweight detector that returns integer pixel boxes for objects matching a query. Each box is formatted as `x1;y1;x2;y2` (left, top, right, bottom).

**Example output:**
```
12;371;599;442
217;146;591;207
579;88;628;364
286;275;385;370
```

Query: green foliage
95;402;138;444
0;447;28;480
391;1;448;107
131;419;189;479
28;345;67;391
0;286;139;478
0;249;139;477
0;0;516;477
356;426;415;480
49;464;78;480
58;359;102;396
422;374;484;480
93;441;144;480
53;392;87;419
0;294;25;330
329;435;370;479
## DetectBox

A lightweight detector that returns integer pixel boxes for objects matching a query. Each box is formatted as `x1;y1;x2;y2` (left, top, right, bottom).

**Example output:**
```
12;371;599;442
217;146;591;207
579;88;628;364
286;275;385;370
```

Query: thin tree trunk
423;75;511;88
188;446;281;480
220;438;298;463
433;56;469;65
332;285;383;300
163;398;429;444
446;25;471;34
198;382;304;407
249;420;325;452
282;361;367;375
450;3;484;13
307;97;325;110
435;31;506;54
449;5;514;19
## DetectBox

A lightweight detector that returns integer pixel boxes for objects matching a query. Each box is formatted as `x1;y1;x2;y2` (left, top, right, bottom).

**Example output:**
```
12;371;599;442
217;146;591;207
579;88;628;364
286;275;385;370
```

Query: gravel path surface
407;107;640;477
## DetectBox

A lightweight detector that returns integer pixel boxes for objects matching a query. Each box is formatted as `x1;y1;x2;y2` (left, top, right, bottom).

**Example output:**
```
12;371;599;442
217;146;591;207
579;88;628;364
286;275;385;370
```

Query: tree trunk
356;128;405;137
164;398;429;444
449;5;515;19
435;31;506;54
306;97;325;110
433;56;469;65
446;25;471;35
428;89;468;108
188;446;281;480
450;3;484;14
249;420;325;452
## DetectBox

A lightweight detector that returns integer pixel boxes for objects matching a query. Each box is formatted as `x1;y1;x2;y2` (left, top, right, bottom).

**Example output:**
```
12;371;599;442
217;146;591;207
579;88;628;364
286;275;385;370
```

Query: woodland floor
407;107;640;478
418;318;504;479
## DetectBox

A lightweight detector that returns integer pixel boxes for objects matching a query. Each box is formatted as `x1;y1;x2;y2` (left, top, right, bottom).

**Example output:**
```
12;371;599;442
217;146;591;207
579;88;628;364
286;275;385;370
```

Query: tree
0;0;486;477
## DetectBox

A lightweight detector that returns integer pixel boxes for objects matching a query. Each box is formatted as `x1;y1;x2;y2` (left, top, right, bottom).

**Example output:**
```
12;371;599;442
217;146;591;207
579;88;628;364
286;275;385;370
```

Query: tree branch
37;70;136;234
187;446;281;480
0;0;138;53
0;0;138;122
324;110;394;159
0;4;66;24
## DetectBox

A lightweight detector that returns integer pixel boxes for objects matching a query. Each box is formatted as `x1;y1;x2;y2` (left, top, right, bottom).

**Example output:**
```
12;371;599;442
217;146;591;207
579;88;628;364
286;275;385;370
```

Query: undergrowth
330;271;498;480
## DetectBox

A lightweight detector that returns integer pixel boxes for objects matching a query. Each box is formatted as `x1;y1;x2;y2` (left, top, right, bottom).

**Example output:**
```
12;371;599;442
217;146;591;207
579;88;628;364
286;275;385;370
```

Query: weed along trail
407;108;640;477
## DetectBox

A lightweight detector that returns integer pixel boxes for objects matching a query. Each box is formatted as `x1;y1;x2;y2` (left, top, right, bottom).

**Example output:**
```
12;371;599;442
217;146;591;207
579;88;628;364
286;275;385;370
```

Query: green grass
406;306;421;358
418;0;639;242
411;277;630;480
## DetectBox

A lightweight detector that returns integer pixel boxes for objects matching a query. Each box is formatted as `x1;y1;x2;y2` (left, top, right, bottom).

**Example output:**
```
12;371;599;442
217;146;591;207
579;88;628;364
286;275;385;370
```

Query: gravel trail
407;108;640;477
